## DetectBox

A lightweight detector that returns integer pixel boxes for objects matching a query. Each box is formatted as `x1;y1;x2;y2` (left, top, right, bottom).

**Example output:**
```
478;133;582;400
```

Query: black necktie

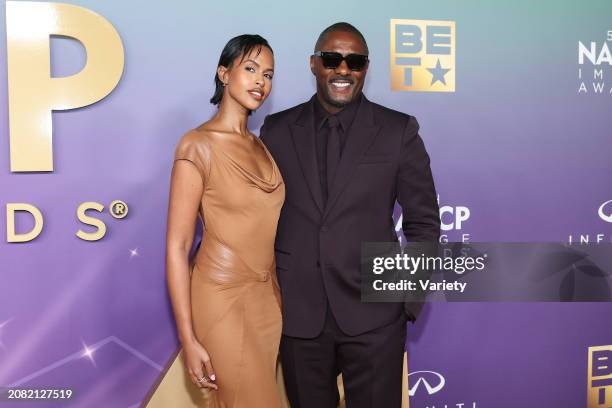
326;115;341;197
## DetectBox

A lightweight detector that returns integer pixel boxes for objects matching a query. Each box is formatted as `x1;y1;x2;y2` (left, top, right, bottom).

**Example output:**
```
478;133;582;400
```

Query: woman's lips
248;89;263;101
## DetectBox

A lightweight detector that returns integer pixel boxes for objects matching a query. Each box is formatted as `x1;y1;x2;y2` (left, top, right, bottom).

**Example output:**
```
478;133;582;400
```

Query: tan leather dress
144;128;411;408
160;128;284;408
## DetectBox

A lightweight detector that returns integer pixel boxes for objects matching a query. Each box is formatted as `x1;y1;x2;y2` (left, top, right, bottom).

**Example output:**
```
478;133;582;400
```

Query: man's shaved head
314;22;368;53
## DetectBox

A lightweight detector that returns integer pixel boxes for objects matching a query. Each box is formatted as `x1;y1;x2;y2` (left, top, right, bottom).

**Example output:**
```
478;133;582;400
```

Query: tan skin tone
165;46;274;391
310;30;369;114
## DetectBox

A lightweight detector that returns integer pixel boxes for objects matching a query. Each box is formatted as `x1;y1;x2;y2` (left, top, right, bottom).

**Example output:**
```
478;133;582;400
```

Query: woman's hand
182;338;218;390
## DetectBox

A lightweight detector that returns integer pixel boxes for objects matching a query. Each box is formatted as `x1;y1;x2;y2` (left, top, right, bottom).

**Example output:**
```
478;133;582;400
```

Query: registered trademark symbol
109;200;128;219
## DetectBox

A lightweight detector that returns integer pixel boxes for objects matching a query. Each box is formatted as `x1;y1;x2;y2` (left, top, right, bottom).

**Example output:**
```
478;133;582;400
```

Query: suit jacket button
320;225;329;232
316;260;321;267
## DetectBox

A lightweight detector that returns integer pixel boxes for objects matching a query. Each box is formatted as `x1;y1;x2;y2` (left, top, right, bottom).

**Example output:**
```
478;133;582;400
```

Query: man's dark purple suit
260;94;440;339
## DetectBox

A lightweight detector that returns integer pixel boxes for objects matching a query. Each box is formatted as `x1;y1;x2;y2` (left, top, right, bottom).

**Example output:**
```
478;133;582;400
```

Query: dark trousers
280;303;407;408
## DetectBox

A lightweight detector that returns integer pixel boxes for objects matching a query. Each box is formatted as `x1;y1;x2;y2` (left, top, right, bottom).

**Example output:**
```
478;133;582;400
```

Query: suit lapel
323;96;381;220
289;98;325;213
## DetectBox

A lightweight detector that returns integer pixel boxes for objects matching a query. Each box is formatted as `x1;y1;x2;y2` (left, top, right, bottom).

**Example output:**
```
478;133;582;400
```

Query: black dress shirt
313;92;363;204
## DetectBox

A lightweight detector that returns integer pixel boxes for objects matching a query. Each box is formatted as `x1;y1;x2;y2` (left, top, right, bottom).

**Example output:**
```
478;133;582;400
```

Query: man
260;22;440;407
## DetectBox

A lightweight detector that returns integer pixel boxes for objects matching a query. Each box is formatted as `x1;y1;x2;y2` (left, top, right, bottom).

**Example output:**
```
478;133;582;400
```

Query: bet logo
390;19;455;92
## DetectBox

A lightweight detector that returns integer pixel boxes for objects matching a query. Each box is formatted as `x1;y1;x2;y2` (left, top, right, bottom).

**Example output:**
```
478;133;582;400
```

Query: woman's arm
165;159;217;389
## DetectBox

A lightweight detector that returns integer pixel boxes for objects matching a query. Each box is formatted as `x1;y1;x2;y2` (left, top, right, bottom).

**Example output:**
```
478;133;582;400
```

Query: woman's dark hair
210;34;273;106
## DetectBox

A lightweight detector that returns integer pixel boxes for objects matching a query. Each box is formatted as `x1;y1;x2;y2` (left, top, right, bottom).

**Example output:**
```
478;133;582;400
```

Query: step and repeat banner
1;1;611;407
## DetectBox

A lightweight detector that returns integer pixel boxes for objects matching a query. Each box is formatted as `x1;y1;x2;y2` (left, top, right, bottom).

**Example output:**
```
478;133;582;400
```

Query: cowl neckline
218;136;282;193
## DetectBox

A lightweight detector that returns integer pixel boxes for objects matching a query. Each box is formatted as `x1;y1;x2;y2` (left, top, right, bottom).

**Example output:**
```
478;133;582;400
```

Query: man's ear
217;65;229;85
309;55;316;75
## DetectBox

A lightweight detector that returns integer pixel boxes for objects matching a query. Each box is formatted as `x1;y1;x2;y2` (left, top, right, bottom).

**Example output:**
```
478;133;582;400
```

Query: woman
165;34;284;407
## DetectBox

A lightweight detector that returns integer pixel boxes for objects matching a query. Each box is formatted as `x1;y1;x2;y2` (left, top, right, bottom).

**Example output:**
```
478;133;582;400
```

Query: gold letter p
6;1;124;172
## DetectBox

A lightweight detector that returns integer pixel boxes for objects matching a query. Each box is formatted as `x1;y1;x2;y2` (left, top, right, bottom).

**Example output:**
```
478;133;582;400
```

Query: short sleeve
173;131;211;183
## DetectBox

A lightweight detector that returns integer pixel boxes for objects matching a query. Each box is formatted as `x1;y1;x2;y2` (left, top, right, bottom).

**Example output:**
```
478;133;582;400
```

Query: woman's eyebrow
244;59;260;66
245;59;274;72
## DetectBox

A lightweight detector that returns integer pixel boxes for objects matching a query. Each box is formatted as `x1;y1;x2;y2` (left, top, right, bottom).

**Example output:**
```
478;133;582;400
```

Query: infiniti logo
598;200;612;223
408;370;446;396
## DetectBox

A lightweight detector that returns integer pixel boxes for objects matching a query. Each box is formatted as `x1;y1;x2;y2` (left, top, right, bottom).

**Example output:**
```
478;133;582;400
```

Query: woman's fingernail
210;374;216;381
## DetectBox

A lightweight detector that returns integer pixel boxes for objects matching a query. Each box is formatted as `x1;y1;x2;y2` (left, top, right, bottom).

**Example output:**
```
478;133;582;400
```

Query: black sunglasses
313;51;369;71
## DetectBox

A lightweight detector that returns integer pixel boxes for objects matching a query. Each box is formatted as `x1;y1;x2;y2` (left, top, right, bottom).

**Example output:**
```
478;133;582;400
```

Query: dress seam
229;294;248;408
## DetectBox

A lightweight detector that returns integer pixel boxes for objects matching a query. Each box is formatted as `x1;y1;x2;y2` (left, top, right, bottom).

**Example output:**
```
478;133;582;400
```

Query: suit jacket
260;94;440;338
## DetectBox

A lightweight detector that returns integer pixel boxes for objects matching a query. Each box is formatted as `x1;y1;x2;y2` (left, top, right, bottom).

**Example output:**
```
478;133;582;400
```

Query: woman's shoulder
182;122;241;149
173;127;216;182
174;125;219;163
176;124;230;159
177;125;215;149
